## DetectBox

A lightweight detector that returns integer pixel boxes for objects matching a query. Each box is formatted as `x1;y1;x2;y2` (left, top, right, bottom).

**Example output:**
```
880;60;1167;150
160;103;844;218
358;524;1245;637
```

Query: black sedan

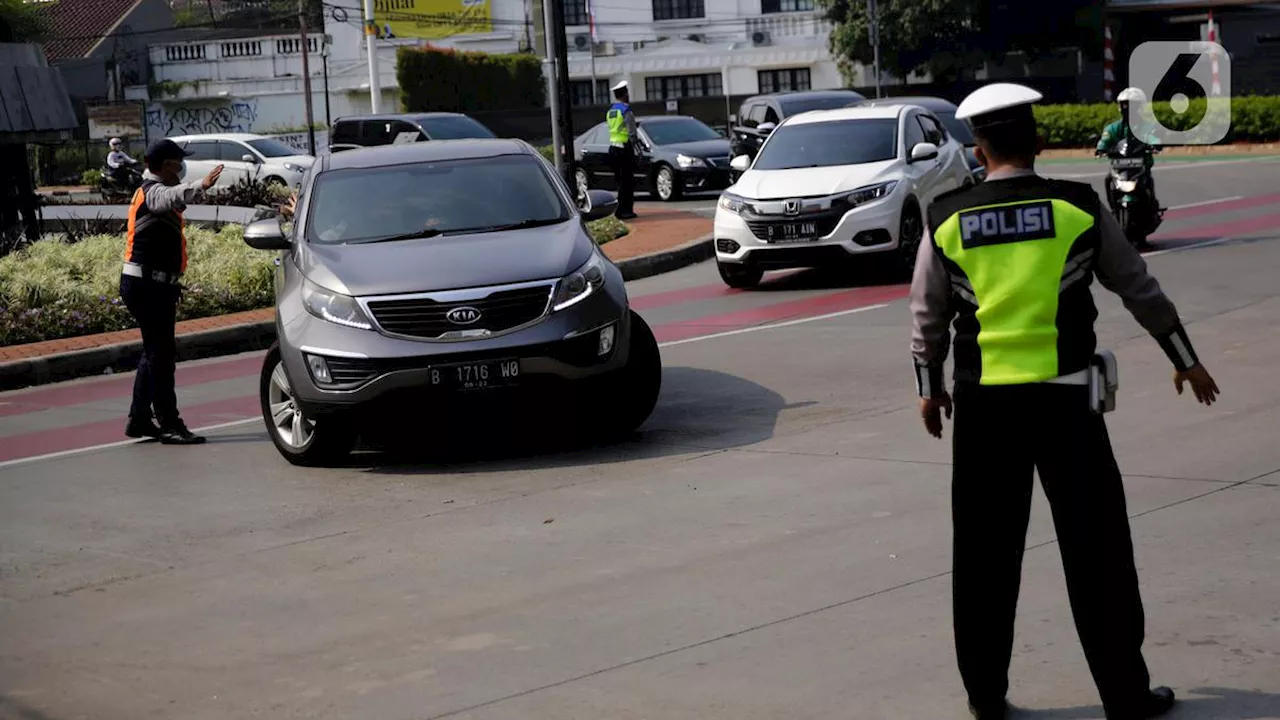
854;96;986;183
571;115;733;202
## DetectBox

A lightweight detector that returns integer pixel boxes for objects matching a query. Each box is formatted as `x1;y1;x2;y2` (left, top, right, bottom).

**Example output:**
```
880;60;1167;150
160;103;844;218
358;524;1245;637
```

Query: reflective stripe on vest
607;102;630;145
125;180;188;274
932;197;1097;385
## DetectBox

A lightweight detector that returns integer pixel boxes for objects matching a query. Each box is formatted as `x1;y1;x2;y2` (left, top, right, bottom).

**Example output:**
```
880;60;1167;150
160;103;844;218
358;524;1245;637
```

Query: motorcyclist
1096;88;1161;207
106;138;139;185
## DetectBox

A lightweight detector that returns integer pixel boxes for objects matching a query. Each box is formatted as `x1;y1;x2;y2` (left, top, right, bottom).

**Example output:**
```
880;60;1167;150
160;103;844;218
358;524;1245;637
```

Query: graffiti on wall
144;99;259;140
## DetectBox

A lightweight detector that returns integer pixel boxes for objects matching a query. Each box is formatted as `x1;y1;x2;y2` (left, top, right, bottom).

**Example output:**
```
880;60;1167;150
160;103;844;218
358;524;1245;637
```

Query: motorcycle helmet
109;137;123;149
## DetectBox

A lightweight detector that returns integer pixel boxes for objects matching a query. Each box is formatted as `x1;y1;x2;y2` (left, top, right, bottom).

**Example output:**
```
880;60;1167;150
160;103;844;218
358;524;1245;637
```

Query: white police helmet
955;82;1045;124
1117;87;1146;104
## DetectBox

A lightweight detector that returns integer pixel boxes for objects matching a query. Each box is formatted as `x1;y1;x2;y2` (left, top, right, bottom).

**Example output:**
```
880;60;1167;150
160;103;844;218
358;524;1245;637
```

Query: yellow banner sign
372;0;492;39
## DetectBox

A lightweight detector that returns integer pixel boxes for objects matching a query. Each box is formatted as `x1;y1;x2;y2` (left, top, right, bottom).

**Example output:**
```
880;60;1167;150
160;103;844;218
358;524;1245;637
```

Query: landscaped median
0;208;710;390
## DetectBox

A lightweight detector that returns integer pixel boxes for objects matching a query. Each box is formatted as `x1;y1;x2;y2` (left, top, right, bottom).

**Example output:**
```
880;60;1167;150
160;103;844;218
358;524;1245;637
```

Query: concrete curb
615;234;714;282
0;235;716;392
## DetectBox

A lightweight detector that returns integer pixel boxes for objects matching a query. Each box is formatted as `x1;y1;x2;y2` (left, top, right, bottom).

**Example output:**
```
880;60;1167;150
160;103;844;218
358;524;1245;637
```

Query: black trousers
608;145;637;216
951;381;1151;718
120;274;182;428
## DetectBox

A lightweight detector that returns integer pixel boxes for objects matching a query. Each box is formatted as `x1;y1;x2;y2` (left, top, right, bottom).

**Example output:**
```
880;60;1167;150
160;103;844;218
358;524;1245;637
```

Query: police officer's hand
1174;364;1220;406
921;392;953;439
202;164;224;189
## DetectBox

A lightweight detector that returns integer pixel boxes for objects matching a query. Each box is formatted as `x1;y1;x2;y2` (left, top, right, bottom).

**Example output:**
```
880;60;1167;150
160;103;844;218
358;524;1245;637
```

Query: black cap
144;139;192;163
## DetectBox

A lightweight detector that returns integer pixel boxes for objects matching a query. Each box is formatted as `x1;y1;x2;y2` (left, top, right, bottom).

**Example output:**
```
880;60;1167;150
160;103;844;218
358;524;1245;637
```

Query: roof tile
31;0;143;62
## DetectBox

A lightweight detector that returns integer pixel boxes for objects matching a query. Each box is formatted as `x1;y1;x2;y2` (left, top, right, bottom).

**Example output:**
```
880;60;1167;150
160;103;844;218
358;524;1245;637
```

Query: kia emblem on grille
446;306;482;325
783;199;801;216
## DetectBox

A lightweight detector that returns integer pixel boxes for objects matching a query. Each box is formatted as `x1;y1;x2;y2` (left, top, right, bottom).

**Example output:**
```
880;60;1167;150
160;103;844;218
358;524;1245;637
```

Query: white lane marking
1145;237;1231;258
0;418;261;471
1168;195;1244;210
2;302;896;468
658;303;891;348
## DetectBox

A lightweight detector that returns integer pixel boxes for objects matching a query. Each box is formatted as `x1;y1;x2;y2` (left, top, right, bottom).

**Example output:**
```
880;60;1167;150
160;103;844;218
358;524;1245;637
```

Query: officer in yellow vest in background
606;80;640;220
908;83;1221;720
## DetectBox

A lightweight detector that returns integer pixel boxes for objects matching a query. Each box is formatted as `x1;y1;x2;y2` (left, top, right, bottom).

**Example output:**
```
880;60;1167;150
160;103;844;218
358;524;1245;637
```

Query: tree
0;0;48;43
817;0;1105;85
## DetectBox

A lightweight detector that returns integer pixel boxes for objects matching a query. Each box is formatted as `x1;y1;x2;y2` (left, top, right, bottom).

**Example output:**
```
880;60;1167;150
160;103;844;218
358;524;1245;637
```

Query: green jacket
1097;120;1155;167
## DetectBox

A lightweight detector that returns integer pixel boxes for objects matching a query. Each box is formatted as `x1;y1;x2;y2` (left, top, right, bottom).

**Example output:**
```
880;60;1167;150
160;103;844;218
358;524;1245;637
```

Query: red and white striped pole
1103;22;1115;101
1207;10;1222;96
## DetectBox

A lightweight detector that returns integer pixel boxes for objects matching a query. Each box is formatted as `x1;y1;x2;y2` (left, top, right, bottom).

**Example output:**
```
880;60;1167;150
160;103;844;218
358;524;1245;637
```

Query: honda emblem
783;199;801;216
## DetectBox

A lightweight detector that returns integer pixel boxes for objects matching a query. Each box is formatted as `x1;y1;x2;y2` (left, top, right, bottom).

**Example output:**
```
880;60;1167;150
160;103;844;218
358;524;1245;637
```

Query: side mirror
730;155;751;172
243;217;291;250
757;122;776;135
582;189;619;221
910;142;939;163
241;154;260;164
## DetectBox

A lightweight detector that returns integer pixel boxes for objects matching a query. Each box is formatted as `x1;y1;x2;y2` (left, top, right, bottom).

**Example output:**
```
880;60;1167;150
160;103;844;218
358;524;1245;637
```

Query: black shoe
125;418;162;439
968;699;1008;720
158;425;206;445
1136;687;1176;718
617;211;638;220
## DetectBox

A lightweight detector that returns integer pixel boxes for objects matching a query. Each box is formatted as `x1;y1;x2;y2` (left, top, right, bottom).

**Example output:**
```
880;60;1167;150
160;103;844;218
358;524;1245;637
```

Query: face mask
176;160;187;180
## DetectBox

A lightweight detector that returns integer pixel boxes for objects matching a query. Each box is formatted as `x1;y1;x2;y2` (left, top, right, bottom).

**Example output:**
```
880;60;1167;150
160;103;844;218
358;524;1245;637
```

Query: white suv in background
713;104;972;288
170;133;316;190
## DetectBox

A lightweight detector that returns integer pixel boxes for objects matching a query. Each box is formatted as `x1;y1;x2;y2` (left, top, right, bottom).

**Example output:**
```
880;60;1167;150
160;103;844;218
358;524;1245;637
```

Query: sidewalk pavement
0;209;713;390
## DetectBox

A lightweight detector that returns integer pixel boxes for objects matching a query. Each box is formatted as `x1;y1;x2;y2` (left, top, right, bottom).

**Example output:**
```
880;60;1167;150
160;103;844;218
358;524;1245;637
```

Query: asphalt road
3;158;1280;720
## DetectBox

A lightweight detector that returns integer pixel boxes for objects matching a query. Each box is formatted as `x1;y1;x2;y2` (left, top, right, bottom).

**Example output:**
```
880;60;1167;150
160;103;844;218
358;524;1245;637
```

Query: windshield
306;154;571;244
419;115;497;139
779;95;862;115
935;111;974;145
247;138;300;157
752;118;898;170
642;118;722;146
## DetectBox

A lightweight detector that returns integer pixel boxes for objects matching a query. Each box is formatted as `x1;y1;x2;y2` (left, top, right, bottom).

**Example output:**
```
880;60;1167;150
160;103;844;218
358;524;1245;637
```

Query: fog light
306;354;331;383
598;323;616;356
716;238;740;254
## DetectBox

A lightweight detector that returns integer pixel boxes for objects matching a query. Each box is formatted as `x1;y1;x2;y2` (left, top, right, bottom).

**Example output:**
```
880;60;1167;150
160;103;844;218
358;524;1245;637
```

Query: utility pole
867;0;882;98
299;0;317;155
322;35;333;129
364;0;382;113
546;0;575;189
541;0;564;176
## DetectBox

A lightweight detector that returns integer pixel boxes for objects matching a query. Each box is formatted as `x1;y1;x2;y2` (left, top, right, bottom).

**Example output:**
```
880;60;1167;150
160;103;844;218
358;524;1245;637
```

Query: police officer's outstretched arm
1094;209;1221;405
909;228;957;437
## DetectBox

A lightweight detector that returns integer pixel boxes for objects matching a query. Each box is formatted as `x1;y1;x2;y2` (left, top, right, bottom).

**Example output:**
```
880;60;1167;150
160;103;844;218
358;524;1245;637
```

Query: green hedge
1036;95;1280;148
397;46;544;113
1;218;631;346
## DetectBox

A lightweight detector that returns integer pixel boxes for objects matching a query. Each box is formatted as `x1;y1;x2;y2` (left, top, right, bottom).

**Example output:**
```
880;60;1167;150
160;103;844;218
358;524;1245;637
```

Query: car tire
717;261;763;289
653;164;683;201
897;200;925;277
260;343;357;466
596;310;663;440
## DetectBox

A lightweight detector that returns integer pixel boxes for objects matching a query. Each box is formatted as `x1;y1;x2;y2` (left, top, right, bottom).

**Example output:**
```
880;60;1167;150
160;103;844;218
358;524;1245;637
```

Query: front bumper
676;165;733;193
712;188;906;270
276;279;632;418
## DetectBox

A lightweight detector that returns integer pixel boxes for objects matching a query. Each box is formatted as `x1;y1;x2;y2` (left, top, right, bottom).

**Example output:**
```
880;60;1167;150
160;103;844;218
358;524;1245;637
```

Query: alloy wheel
656;167;674;200
267;362;313;449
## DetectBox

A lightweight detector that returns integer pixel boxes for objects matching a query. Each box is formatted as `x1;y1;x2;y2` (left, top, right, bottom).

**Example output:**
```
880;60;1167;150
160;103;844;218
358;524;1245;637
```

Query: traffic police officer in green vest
908;82;1221;720
606;80;640;220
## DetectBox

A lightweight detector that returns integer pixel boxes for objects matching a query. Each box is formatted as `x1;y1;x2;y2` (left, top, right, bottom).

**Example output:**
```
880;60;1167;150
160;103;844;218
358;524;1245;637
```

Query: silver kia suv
242;138;662;465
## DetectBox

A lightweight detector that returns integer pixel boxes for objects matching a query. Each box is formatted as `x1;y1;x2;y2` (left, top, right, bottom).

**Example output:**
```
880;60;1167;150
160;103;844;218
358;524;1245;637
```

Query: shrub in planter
82;168;103;186
1034;95;1280;148
206;175;293;208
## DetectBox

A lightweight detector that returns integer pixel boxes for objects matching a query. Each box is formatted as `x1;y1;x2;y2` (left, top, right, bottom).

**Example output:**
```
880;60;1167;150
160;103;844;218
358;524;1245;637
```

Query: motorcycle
99;164;142;202
1098;136;1164;249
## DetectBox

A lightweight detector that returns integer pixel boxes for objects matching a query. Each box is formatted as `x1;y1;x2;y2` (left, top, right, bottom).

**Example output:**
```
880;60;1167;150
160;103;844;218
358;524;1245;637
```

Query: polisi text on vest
959;201;1056;249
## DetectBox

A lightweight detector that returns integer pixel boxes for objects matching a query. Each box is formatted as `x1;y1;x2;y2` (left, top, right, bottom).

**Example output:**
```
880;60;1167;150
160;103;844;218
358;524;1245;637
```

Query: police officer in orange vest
121;139;222;445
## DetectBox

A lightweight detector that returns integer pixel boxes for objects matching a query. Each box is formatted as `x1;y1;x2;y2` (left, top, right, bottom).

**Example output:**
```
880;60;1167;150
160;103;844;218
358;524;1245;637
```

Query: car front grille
365;284;553;340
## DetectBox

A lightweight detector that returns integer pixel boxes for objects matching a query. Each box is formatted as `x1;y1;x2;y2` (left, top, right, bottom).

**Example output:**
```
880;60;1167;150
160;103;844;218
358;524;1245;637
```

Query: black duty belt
122;262;181;285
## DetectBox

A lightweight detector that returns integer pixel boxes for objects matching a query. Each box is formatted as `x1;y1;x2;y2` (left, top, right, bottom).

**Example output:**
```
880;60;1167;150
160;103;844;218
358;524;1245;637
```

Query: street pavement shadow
750;261;905;293
356;366;794;473
1014;686;1280;719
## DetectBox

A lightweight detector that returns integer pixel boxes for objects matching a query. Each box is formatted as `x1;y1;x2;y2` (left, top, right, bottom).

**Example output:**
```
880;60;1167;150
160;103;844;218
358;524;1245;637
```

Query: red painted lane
0;355;263;418
0;396;259;464
628;269;806;311
1164;193;1280;222
653;285;909;344
1153;210;1280;242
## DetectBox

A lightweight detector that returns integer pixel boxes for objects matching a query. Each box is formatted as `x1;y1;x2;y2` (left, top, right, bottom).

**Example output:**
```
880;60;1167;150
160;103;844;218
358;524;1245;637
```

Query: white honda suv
713;104;972;288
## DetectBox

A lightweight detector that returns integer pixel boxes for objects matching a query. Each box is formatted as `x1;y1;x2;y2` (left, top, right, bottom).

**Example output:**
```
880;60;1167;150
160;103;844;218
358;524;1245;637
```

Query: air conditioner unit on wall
595;40;617;56
573;34;592;51
751;30;772;46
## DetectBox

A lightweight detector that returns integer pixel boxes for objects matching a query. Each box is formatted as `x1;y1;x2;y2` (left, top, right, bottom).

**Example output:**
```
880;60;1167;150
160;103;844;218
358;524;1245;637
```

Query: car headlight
718;192;752;215
284;162;305;173
301;277;373;330
676;154;707;169
834;180;899;209
1115;179;1138;193
552;248;607;312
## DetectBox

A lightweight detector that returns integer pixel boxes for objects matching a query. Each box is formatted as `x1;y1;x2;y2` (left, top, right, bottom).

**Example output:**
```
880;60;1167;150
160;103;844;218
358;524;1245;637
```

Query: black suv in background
328;112;496;152
727;89;867;179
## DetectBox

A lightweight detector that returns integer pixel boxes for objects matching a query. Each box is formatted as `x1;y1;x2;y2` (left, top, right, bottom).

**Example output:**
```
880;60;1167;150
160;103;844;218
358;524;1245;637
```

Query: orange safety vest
124;179;187;274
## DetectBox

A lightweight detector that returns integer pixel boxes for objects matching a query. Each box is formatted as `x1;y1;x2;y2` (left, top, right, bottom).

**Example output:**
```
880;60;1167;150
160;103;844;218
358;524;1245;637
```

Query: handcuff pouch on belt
1088;350;1119;415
